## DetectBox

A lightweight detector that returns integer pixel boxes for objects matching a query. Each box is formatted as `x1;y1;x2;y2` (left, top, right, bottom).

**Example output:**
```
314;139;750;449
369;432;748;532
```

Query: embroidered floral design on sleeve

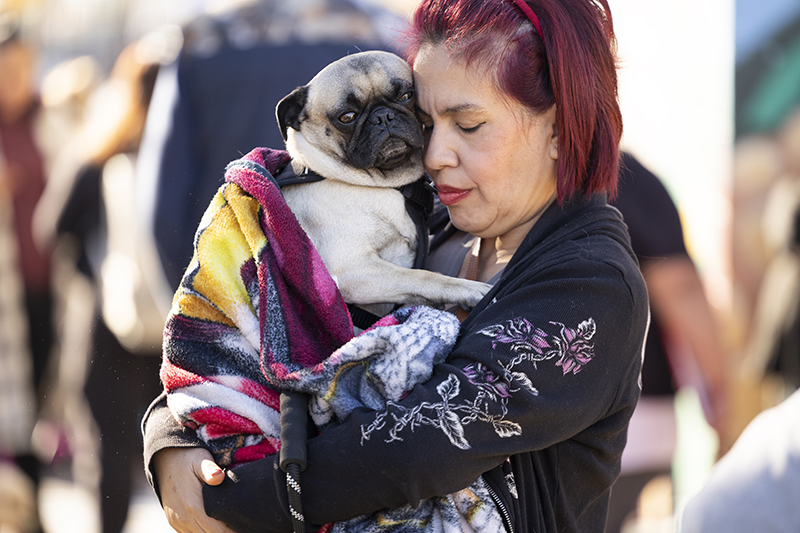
361;317;596;449
551;319;596;375
480;317;596;376
463;362;510;399
361;371;522;449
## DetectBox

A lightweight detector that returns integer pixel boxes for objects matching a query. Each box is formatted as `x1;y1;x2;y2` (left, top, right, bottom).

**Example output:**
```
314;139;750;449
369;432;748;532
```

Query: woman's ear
547;106;558;160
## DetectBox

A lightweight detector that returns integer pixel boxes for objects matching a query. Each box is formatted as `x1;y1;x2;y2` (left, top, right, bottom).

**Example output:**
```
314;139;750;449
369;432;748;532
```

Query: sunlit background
2;0;740;305
2;0;800;532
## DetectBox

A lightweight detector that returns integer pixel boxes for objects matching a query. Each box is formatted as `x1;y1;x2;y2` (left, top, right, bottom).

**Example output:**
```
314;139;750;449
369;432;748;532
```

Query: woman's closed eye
416;106;484;135
458;122;485;134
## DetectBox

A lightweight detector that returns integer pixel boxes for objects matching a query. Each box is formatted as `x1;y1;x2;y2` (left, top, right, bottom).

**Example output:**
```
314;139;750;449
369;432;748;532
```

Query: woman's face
414;44;558;240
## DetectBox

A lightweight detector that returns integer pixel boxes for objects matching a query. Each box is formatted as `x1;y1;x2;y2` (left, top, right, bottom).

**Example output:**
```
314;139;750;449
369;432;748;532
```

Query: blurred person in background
36;55;103;175
680;386;800;532
678;102;800;533
0;17;55;532
0;126;41;533
741;110;800;393
36;36;169;533
136;0;406;292
741;175;800;393
605;152;730;532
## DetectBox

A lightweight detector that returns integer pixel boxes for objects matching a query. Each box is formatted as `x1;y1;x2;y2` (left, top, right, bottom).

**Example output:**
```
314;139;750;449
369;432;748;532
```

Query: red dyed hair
404;0;622;202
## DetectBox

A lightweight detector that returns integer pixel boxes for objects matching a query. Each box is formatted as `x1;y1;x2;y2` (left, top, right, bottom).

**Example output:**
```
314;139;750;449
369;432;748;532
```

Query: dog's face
276;50;425;188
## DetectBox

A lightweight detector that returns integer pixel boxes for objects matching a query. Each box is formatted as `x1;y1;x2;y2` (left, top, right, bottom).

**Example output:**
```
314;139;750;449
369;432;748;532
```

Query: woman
143;0;648;532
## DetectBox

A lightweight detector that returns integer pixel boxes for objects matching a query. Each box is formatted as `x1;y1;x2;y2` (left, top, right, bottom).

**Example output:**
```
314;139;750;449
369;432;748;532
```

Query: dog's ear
276;86;308;141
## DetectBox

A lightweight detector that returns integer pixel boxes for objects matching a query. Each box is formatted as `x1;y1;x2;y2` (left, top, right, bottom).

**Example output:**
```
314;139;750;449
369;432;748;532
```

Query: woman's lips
435;184;471;206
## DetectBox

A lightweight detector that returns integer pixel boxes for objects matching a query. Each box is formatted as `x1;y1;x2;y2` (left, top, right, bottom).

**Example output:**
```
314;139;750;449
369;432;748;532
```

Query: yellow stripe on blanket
183;185;260;324
225;186;268;260
174;291;235;327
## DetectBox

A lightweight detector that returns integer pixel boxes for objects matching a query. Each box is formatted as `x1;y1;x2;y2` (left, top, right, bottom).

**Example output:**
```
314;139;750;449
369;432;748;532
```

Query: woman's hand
153;447;237;533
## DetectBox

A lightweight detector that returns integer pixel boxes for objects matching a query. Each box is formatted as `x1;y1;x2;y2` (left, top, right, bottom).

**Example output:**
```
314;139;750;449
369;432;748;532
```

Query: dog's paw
450;279;493;309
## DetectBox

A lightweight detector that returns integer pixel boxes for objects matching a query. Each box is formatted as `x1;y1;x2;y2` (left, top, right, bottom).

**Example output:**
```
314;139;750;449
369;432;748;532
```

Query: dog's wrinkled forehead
306;51;412;111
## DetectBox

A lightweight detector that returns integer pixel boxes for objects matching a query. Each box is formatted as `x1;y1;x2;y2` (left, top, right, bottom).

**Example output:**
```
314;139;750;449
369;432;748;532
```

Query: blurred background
1;0;799;532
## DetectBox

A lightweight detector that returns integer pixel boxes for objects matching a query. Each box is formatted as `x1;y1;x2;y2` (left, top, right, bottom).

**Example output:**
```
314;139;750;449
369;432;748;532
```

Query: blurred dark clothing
612;152;689;396
56;158;163;533
138;0;404;290
55;163;102;279
606;152;690;533
50;46;162;533
1;94;52;533
85;319;161;533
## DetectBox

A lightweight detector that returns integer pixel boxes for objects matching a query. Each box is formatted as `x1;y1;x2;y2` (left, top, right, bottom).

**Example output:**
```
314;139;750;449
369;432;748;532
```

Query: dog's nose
370;107;395;126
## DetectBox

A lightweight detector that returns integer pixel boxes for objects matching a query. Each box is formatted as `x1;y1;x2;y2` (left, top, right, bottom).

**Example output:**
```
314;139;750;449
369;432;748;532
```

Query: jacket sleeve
141;392;206;499
203;251;647;529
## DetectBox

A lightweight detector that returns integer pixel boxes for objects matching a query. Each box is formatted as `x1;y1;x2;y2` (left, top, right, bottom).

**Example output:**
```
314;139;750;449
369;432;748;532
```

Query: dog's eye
398;91;414;102
339;112;356;124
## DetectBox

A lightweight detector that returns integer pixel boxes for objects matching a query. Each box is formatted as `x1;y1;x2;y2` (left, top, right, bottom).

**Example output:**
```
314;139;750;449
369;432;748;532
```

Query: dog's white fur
279;51;491;312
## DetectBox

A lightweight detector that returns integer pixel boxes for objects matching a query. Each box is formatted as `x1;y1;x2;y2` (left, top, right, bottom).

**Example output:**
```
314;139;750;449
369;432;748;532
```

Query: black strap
346;303;382;330
398;177;436;270
273;163;327;188
279;391;309;533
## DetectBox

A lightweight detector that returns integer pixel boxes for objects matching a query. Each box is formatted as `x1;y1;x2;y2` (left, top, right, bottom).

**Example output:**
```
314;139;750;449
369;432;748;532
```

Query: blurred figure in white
680;388;800;532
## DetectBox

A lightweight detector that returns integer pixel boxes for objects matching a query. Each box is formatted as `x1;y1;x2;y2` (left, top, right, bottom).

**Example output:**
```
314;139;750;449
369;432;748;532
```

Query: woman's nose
424;129;458;172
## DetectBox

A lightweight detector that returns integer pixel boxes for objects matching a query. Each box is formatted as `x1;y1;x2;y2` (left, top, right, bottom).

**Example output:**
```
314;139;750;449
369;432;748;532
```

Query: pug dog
275;50;491;315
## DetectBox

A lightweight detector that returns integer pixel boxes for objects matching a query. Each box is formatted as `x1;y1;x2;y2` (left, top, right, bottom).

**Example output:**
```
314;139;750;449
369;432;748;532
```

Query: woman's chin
448;209;483;235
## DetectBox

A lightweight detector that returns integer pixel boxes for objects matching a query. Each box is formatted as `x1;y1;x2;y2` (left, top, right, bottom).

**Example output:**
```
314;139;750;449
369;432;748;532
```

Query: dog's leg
331;254;492;309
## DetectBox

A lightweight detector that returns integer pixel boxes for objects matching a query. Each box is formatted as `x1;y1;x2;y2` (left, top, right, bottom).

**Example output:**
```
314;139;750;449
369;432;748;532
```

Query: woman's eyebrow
417;102;482;118
439;103;481;116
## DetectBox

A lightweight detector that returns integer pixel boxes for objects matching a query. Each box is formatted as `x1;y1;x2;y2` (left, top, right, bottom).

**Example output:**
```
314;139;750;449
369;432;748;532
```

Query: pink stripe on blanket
190;406;264;437
292;313;403;377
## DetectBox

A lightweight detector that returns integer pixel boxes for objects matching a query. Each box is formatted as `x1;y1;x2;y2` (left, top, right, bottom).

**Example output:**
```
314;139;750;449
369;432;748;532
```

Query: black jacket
142;193;648;533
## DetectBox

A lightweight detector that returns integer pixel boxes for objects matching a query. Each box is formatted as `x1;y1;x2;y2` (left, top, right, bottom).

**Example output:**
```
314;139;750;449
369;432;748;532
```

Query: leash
279;391;309;533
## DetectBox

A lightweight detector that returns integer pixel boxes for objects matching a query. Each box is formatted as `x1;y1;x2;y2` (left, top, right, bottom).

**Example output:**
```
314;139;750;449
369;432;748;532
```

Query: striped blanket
160;148;503;532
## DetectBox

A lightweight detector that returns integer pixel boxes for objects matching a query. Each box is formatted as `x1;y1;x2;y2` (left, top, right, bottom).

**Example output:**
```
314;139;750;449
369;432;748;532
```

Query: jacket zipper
485;479;514;533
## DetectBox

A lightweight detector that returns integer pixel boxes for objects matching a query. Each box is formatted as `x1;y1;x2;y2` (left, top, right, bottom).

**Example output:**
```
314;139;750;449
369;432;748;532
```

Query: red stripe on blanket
190;406;262;437
160;359;207;390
